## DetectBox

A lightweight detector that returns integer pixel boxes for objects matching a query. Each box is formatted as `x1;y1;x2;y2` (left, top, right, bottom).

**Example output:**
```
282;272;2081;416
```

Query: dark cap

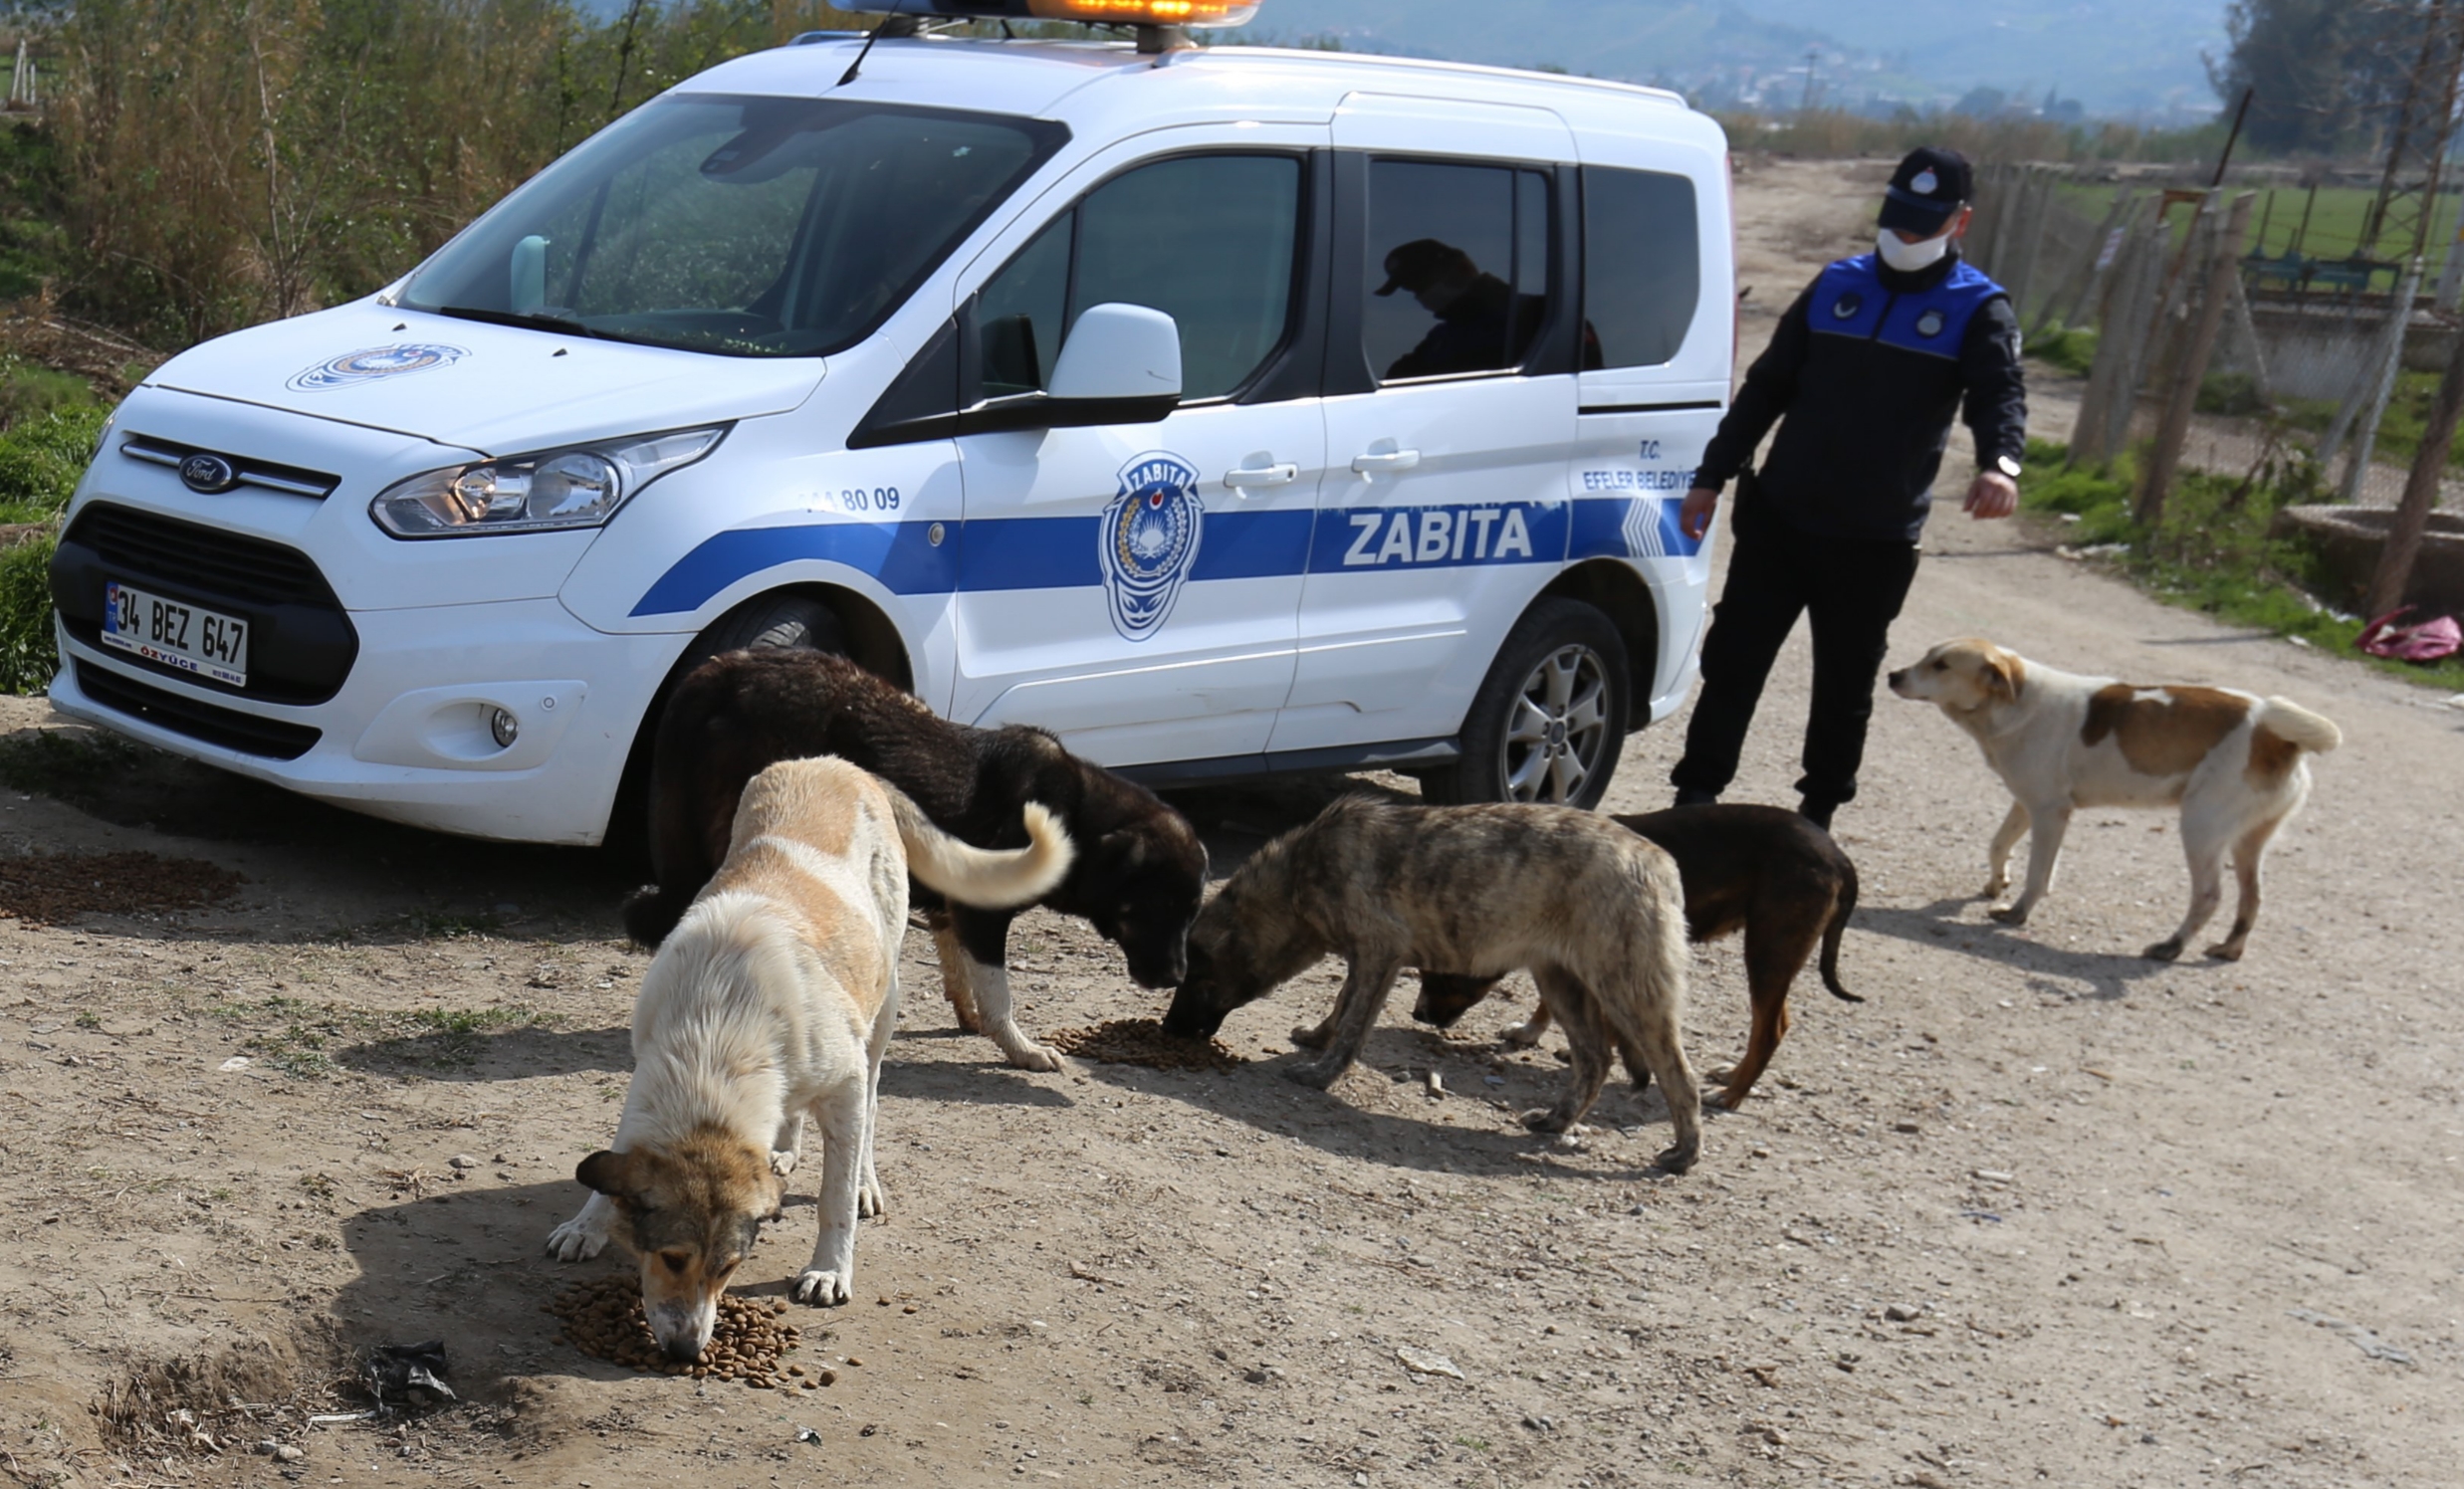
1879;146;1971;235
1375;238;1477;297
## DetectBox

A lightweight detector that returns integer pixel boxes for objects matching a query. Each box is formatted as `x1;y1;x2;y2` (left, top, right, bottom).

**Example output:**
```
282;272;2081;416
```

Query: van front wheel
1424;598;1629;809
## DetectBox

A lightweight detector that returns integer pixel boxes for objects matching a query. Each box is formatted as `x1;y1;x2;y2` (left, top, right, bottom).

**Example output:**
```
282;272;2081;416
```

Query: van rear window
1580;167;1700;370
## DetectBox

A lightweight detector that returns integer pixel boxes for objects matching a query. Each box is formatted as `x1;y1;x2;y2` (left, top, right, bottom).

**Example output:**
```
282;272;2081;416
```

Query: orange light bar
1024;0;1259;24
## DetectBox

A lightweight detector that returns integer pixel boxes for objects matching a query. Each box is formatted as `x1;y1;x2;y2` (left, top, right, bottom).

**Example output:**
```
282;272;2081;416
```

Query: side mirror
1050;303;1182;406
958;303;1182;434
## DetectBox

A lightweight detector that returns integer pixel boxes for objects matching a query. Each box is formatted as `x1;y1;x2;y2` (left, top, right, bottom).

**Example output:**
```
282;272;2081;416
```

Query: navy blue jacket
1695;249;2027;542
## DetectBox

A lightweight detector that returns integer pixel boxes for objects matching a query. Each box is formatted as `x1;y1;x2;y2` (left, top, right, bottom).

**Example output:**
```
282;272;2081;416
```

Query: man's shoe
1673;787;1718;809
1799;798;1838;832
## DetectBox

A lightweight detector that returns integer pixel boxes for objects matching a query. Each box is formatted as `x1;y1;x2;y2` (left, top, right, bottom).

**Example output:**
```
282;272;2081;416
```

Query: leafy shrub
0;405;110;693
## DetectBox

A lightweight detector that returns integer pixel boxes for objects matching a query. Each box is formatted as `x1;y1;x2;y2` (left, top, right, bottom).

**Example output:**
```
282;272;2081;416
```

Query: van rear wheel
1423;597;1629;809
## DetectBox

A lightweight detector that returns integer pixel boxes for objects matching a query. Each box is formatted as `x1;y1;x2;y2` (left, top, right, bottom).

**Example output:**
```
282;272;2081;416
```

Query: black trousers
1671;502;1921;811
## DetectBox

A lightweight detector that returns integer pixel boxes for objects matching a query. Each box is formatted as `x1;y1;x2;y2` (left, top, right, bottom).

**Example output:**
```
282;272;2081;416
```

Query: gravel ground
0;158;2456;1489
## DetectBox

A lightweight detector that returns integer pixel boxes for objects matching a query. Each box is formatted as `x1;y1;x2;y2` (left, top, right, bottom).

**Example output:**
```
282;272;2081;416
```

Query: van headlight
368;426;728;538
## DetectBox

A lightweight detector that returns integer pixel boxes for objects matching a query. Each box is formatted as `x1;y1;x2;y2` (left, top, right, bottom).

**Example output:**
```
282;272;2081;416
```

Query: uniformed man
1670;146;2026;830
1374;238;1523;379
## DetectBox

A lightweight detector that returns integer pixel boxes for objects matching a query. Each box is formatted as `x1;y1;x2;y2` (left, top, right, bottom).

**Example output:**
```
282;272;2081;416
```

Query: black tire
1423;597;1630;809
600;592;847;864
691;591;847;659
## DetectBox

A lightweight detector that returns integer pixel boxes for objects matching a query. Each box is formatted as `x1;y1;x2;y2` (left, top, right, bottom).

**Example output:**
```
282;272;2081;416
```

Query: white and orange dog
547;757;1070;1360
1889;638;2341;961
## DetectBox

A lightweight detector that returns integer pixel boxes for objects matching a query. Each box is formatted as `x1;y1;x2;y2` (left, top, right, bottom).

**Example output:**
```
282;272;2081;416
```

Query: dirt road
2;158;2458;1489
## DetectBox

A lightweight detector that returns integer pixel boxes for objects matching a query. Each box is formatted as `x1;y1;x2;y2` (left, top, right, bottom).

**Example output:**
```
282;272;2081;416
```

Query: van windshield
401;96;1065;359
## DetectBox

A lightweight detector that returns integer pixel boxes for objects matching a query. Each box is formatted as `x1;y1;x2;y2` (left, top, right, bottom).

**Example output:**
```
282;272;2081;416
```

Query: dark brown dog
622;649;1207;1072
1411;804;1859;1108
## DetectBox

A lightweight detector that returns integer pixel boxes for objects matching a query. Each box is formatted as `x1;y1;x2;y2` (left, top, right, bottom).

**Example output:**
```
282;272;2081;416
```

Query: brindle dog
1162;795;1702;1172
623;649;1208;1072
1411;804;1861;1109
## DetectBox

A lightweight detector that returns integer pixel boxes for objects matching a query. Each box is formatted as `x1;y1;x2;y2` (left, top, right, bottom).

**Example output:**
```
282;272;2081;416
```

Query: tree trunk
2367;318;2464;618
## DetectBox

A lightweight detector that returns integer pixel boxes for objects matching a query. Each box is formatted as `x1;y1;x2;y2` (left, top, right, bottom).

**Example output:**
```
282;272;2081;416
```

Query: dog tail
886;787;1075;911
1818;856;1863;1004
2258;698;2343;755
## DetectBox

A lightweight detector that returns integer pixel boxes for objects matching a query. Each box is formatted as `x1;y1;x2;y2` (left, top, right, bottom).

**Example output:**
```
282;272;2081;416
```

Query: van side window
976;154;1303;401
1363;161;1552;383
1580;166;1700;369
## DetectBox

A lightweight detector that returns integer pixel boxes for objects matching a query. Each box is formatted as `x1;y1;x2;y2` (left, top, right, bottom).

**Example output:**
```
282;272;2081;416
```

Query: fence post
2035;183;2131;340
2072;222;2159;467
2368;319;2464;617
2320;262;2418;472
1976;164;2013;279
2009;167;2057;323
2136;192;2256;526
2337;260;2424;505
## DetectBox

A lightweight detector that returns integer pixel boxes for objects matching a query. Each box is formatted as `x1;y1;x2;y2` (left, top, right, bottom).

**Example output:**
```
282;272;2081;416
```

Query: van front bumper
50;600;686;846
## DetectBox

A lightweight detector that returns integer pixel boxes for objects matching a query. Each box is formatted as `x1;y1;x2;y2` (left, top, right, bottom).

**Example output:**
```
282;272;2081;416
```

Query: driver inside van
1376;238;1519;379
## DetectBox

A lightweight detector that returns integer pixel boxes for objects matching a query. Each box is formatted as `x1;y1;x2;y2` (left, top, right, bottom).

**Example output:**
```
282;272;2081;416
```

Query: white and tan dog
1889;638;2341;961
546;757;1070;1359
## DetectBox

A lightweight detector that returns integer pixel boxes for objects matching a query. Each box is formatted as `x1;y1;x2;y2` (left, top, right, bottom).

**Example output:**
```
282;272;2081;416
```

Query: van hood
144;302;825;456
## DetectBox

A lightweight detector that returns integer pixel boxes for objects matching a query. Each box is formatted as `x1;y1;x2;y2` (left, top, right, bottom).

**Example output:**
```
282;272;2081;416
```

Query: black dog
622;649;1208;1071
1412;804;1860;1107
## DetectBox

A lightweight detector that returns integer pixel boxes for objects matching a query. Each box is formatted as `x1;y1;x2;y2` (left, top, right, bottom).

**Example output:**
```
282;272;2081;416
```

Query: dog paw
2142;939;2184;961
1000;1040;1066;1074
1499;1022;1545;1050
769;1149;798;1177
857;1179;887;1219
545;1218;606;1263
791;1269;852;1307
1655;1139;1701;1175
1282;1058;1345;1091
1287;1022;1331;1051
1706;1087;1749;1112
2203;942;2245;962
1980;877;2009;900
1987;903;2031;926
1519;1106;1574;1135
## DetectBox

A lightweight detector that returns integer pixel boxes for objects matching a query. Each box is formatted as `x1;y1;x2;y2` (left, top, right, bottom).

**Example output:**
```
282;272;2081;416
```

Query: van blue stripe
628;501;1658;617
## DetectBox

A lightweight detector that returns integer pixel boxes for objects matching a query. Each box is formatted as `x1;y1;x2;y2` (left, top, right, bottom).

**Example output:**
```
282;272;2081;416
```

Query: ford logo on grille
178;453;239;494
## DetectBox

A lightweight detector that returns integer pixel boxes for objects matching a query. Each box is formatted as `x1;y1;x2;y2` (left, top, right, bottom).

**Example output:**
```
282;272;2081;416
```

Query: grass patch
0;728;146;795
2026;322;2097;378
2023;437;2464;693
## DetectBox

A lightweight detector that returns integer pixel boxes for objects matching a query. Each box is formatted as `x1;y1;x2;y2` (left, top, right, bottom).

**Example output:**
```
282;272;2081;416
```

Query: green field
2051;181;2462;288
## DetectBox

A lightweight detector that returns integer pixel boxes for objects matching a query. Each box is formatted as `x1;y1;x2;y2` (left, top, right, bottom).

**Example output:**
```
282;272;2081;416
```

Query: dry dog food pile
547;1274;834;1387
0;851;242;926
1047;1017;1246;1071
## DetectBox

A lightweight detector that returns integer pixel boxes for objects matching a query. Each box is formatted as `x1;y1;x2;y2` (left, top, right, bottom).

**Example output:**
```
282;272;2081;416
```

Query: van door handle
1223;463;1299;491
1350;449;1422;474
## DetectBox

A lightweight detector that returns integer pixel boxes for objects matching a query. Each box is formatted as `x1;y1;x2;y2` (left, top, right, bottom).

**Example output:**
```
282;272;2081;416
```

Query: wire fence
1968;161;2461;519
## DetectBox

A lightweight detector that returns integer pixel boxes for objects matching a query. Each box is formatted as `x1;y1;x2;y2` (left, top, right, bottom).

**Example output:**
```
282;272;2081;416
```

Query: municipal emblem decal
1915;309;1946;337
287;343;468;392
1099;452;1204;642
1831;292;1862;319
1910;167;1938;195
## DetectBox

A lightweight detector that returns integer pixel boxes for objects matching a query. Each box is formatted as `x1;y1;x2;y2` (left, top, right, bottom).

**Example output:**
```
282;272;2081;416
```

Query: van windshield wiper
427;305;611;340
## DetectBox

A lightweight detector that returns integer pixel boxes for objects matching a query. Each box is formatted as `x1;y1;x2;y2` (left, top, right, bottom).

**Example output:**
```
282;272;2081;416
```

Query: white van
46;3;1733;846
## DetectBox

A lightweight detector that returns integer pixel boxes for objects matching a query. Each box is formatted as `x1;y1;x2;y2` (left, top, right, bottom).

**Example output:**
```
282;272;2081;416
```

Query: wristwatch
1994;455;2022;480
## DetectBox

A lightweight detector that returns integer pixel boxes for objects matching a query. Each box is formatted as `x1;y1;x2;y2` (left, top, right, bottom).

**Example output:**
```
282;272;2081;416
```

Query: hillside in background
1244;0;2224;120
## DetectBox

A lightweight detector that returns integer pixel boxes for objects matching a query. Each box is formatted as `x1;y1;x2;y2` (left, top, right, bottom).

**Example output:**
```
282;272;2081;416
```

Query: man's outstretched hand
1680;486;1721;541
1964;471;2019;520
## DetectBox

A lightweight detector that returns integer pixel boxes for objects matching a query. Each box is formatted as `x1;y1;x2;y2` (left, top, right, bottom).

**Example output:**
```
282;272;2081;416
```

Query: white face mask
1877;226;1952;273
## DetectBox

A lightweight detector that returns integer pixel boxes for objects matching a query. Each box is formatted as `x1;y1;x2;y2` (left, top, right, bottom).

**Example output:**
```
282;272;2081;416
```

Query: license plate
101;580;249;687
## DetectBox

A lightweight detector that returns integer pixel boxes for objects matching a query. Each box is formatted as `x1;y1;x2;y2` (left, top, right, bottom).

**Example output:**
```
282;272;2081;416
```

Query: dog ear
576;1150;634;1197
1983;653;2019;701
